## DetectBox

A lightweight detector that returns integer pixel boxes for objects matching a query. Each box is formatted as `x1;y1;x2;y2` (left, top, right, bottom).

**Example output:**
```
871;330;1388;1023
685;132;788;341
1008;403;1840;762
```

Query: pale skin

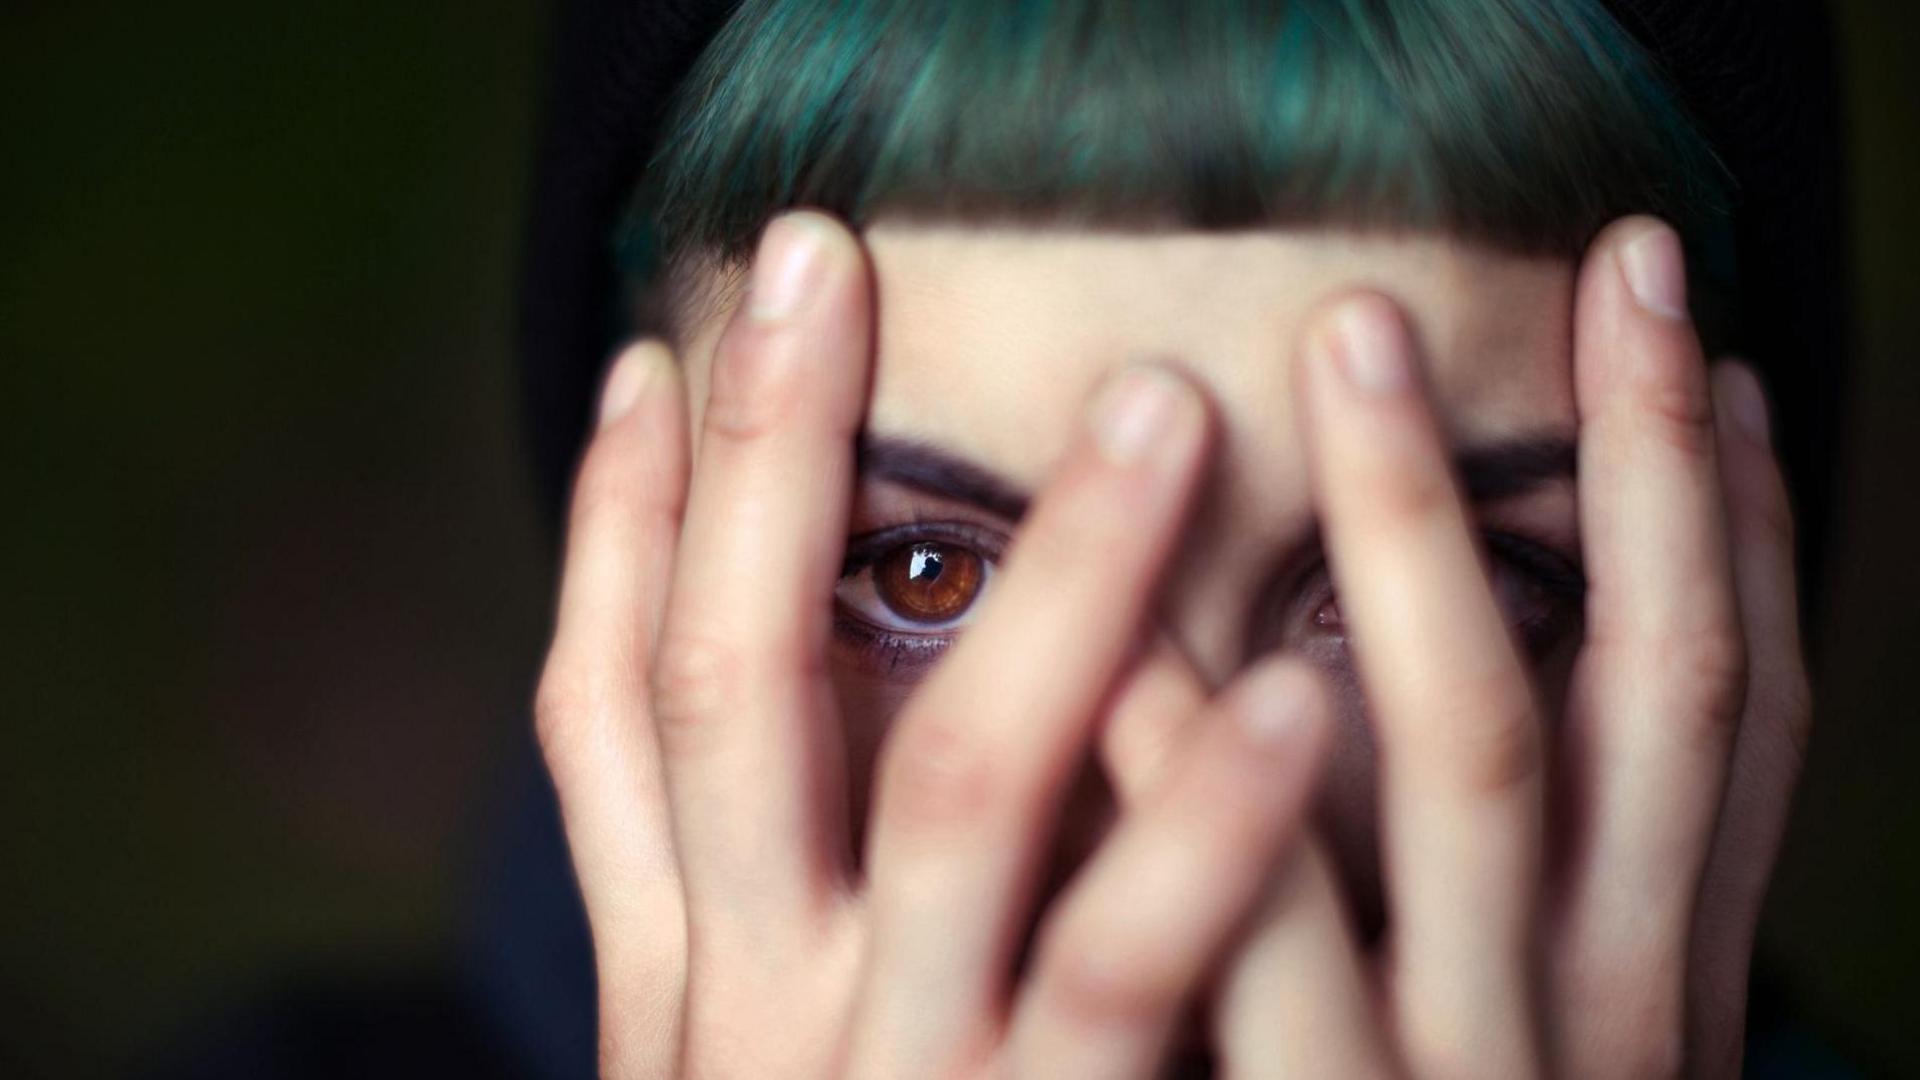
536;210;1811;1077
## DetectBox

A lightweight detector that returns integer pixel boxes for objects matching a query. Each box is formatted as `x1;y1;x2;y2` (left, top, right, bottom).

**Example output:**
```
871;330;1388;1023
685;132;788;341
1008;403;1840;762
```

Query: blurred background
4;1;1916;1076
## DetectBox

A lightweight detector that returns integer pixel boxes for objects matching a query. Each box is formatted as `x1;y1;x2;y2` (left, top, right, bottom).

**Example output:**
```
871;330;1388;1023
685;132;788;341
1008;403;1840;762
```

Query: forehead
681;224;1577;491
853;223;1576;487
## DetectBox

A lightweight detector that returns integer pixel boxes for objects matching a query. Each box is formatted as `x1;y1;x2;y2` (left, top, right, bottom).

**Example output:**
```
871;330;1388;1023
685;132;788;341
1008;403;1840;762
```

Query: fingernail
1719;363;1773;446
1237;666;1315;747
1620;224;1688;320
749;214;830;323
1328;301;1410;395
598;341;665;428
1087;365;1191;465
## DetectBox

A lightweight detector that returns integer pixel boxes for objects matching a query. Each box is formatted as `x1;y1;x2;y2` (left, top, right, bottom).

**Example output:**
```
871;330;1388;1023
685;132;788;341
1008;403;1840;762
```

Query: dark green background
4;1;1916;1075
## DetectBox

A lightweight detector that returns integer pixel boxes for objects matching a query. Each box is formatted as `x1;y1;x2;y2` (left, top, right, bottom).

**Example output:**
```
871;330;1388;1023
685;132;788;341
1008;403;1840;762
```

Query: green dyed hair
622;0;1731;339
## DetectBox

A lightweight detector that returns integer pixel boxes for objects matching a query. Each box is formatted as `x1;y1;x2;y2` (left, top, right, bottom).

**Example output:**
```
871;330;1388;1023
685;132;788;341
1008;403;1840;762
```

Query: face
675;223;1586;930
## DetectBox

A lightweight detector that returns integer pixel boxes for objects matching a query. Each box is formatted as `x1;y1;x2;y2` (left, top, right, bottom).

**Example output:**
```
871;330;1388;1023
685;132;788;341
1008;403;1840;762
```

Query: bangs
624;0;1730;286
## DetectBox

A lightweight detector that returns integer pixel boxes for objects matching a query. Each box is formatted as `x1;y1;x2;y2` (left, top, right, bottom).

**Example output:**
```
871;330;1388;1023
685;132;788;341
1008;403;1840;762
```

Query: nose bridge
1151;381;1316;687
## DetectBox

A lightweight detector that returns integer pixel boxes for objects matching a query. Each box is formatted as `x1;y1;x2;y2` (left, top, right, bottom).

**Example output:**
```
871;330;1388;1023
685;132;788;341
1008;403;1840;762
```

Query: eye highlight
834;521;1003;673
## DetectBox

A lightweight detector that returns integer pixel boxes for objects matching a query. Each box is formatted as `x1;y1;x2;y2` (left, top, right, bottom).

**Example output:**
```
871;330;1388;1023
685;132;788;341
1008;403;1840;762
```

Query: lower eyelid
831;609;960;677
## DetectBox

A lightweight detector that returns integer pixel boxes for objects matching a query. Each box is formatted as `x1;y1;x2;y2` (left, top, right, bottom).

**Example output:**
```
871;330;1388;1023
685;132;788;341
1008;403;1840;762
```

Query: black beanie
515;0;1847;618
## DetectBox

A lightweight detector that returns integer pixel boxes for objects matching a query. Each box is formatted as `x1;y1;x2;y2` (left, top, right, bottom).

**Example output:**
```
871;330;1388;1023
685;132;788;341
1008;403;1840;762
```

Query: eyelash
1485;531;1589;645
834;520;1008;675
831;524;1587;674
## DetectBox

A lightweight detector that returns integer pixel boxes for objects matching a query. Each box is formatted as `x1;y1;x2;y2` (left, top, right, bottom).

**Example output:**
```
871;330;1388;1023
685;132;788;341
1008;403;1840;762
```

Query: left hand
1185;216;1811;1079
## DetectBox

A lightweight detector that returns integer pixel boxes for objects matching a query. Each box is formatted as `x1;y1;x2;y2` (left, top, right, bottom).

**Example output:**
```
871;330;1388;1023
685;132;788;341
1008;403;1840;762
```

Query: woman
524;0;1831;1074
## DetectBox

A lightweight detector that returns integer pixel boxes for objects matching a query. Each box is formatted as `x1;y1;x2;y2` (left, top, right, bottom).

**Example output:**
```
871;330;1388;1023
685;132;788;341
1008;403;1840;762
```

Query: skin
681;225;1587;930
537;210;1810;1078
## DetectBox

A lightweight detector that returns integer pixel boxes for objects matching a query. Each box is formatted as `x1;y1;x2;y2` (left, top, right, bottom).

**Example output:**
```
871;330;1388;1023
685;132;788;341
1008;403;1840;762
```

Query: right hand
534;209;1336;1078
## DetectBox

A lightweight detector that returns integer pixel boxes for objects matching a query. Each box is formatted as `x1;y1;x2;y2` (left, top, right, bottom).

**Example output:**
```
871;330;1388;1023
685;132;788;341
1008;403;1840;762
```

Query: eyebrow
1454;435;1577;502
857;434;1032;519
855;431;1576;519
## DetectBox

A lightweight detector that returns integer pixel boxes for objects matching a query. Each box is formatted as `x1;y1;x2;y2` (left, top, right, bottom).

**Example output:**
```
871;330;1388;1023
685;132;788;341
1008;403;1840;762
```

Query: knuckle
1661;629;1749;746
1037;921;1183;1030
1425;676;1542;797
703;334;795;441
1367;458;1457;524
1456;695;1544;796
532;671;583;767
534;664;619;778
649;633;745;750
1637;368;1719;458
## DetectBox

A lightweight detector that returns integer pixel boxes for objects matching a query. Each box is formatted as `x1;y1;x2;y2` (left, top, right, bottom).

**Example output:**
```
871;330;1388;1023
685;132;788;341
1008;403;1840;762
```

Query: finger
1214;840;1395;1080
848;364;1209;1072
1687;362;1811;1075
534;340;690;1065
1099;630;1211;807
1293;293;1544;1075
1556;220;1747;1064
1009;660;1331;1078
652;211;871;930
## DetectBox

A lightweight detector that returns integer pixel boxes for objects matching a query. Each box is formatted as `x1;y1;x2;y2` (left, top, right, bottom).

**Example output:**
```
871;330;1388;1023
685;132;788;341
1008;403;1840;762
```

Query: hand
535;210;1342;1078
1204;218;1811;1078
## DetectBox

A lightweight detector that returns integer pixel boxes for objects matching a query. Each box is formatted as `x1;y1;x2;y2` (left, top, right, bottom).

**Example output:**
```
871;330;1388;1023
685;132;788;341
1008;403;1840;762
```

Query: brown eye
833;527;1003;673
872;542;985;624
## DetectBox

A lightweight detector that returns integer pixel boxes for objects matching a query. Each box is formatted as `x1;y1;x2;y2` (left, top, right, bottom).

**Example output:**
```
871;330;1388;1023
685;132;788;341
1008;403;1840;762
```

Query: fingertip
743;209;865;327
1083;362;1208;468
599;338;677;429
1710;360;1773;448
1617;220;1688;321
1297;291;1417;396
1574;215;1693;373
707;210;872;439
1576;218;1718;446
1584;214;1674;269
763;206;857;248
1099;632;1212;805
1229;658;1332;756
